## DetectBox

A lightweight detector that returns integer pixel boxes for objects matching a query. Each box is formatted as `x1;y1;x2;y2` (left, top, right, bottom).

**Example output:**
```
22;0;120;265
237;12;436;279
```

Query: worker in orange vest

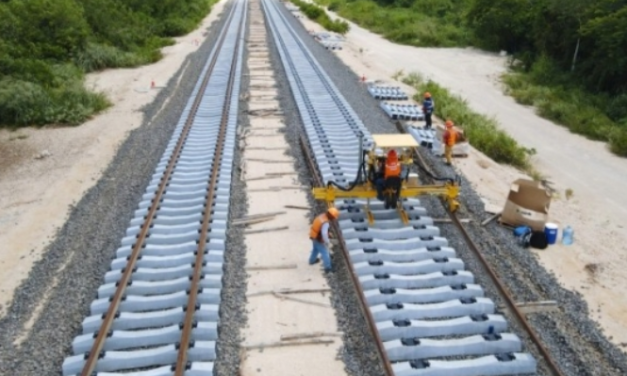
375;150;401;200
443;120;457;165
308;207;340;273
385;149;401;178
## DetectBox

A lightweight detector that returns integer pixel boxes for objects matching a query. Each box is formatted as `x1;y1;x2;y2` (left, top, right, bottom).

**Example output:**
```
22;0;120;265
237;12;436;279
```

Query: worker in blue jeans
308;207;340;273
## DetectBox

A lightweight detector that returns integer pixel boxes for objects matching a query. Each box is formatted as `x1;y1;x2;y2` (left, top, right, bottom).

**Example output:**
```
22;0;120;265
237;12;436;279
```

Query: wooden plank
245;226;289;235
246;287;331;298
280;332;343;341
243;339;334;350
246;175;281;182
500;300;559;314
272;292;330;308
247;263;297;271
433;218;470;223
481;212;501;226
285;205;311;210
234;211;285;223
267;172;297;176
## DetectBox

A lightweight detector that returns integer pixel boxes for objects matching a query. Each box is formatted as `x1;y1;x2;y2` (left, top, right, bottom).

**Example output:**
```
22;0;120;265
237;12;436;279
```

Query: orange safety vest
443;129;457;146
384;159;401;178
309;213;329;241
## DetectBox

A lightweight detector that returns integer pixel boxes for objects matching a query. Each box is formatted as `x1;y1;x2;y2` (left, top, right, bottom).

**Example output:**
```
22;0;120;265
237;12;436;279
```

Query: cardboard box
500;179;551;231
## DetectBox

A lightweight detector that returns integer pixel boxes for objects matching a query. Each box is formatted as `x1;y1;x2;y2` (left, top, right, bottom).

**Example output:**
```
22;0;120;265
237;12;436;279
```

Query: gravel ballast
266;2;627;376
0;3;241;375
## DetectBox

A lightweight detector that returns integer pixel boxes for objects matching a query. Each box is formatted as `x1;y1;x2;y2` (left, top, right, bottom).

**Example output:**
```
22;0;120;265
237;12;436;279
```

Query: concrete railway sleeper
262;0;537;374
61;0;247;374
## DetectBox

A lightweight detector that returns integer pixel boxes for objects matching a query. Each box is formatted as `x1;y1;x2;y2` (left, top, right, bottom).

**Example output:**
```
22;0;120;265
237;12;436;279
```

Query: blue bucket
544;223;559;245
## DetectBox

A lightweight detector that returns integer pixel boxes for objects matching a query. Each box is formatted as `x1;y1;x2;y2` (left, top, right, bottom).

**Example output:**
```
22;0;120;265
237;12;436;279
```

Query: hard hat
424;92;431;98
327;207;340;219
445;120;454;128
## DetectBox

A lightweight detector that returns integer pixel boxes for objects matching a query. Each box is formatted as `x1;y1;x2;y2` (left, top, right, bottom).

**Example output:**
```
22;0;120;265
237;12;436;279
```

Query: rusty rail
173;9;246;376
299;135;395;376
397;121;565;376
78;6;240;376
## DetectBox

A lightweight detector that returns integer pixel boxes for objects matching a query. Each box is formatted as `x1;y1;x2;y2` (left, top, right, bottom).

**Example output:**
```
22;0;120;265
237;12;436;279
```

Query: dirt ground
0;0;228;317
294;10;627;348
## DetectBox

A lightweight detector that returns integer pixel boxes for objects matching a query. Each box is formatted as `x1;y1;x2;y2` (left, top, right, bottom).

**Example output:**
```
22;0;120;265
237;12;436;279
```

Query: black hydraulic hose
326;150;368;191
412;155;459;185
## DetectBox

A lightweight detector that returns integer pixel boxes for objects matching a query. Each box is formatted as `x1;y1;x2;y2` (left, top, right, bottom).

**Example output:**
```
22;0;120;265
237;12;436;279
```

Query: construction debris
245;225;289;234
280;332;343;341
285;205;310;210
272;292;331;308
242;339;334;350
246;287;331;298
246;263;297;271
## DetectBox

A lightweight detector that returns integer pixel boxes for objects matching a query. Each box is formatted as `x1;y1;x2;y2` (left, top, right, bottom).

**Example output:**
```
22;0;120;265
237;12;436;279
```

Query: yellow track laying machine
312;134;460;224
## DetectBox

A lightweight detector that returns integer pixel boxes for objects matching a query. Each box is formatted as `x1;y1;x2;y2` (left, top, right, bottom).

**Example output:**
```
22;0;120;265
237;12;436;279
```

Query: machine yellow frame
312;134;460;224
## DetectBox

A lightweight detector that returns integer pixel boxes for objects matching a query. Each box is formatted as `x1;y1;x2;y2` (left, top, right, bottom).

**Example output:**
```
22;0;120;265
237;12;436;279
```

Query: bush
0;77;110;127
292;0;350;34
74;43;146;72
609;129;627;157
403;74;530;169
502;65;627;157
0;0;216;128
313;0;470;47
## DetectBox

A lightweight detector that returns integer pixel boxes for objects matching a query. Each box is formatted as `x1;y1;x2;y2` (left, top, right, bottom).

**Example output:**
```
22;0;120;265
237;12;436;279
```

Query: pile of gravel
0;3;240;375
267;2;627;376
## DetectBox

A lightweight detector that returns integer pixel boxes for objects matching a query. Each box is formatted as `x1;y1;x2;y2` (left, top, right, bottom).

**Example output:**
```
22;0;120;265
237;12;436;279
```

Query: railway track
54;0;572;375
61;1;247;374
263;0;542;375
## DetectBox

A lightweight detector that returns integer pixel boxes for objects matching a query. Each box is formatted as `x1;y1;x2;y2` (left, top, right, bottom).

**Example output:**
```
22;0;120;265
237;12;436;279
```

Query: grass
315;0;470;47
291;0;350;34
403;72;531;171
0;66;111;128
502;58;627;157
565;188;574;200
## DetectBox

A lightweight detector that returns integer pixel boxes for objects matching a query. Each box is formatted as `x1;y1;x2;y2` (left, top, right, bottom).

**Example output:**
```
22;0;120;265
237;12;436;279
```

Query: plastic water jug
562;226;574;245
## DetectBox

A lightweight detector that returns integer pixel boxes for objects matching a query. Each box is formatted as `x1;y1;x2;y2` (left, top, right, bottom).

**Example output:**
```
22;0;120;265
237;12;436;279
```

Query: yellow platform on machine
372;134;419;148
313;182;460;224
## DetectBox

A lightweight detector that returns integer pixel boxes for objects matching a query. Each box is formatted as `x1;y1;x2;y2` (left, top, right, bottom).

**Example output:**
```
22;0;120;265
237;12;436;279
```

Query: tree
9;0;89;61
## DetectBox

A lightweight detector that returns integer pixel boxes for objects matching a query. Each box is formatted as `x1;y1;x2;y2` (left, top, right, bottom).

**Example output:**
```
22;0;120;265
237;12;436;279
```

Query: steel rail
263;1;390;371
396;122;566;376
172;8;246;376
78;6;240;375
298;135;395;376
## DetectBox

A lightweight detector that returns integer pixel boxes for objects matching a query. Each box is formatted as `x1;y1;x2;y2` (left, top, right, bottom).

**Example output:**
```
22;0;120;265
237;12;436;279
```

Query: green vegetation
403;73;531;169
291;0;349;34
502;63;627;157
468;0;627;156
312;0;627;157
316;0;470;46
0;0;217;128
